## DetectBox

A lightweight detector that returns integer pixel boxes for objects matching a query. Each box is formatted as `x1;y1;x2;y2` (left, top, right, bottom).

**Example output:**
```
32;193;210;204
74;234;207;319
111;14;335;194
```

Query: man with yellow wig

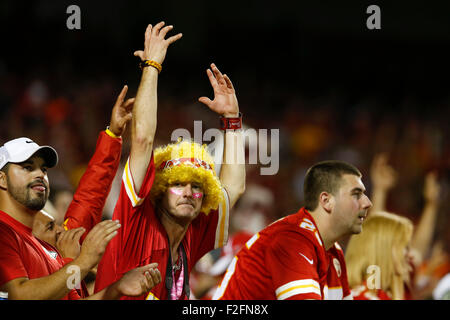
94;22;246;300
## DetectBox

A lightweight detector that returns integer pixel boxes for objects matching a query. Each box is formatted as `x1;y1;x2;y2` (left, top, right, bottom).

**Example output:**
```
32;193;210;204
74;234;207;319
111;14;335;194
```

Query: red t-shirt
0;210;80;300
214;208;352;300
94;155;230;300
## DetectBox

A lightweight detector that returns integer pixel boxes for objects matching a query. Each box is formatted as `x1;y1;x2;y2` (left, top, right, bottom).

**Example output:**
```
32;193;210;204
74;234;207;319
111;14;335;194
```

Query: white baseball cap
0;137;58;170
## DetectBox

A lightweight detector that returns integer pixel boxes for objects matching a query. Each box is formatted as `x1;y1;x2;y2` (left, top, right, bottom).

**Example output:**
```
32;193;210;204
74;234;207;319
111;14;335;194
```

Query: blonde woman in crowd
345;211;414;300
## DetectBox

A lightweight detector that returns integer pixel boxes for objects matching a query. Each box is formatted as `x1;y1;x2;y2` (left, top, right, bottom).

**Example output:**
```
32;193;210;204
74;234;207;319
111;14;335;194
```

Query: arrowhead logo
299;252;314;265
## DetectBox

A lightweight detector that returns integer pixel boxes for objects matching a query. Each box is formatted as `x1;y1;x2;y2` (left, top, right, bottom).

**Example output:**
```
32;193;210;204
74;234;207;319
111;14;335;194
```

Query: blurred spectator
345;212;414;300
367;153;449;299
231;183;275;234
190;231;252;300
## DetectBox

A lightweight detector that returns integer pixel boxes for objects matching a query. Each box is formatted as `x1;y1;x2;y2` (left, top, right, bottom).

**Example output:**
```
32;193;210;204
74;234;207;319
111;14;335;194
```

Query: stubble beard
7;178;48;211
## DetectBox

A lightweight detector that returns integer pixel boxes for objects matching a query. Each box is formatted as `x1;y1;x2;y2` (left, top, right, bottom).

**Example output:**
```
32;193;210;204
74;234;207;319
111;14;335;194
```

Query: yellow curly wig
150;139;223;215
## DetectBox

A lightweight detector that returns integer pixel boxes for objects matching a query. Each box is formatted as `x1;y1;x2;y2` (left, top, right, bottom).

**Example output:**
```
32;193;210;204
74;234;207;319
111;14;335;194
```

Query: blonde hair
345;211;413;300
150;139;223;215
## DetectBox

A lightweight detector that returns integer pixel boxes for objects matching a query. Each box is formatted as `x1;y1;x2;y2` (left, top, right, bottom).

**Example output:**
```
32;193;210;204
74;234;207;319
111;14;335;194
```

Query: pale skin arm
410;171;441;258
130;22;182;193
369;153;397;215
198;64;246;208
0;220;120;300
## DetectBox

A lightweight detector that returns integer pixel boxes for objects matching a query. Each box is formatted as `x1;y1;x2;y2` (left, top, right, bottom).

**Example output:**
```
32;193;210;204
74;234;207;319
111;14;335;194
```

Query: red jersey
0;210;79;300
351;283;392;300
64;131;122;241
94;155;230;300
0;131;120;300
213;208;352;300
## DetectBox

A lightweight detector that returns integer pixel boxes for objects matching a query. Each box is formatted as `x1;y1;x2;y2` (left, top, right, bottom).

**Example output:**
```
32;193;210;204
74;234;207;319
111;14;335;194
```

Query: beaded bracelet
140;60;162;73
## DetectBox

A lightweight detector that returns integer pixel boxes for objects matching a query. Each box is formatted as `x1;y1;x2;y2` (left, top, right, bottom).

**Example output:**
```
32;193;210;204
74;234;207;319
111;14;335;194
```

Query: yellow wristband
105;127;119;138
140;60;162;73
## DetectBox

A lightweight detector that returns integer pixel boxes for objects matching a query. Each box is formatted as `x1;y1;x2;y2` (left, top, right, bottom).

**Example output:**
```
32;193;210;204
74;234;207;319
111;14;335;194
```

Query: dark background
0;1;449;247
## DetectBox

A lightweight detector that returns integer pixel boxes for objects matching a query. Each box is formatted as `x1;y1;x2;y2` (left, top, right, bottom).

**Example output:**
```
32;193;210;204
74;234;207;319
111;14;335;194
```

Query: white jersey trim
122;158;144;207
212;256;238;300
276;279;321;300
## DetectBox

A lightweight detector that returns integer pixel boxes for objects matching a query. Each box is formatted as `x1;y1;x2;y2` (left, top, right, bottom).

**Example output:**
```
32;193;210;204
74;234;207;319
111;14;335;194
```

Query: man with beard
213;160;373;300
0;138;161;299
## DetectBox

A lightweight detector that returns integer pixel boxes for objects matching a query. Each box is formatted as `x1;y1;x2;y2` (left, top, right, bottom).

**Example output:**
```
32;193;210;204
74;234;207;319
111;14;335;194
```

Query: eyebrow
351;187;365;193
19;159;48;168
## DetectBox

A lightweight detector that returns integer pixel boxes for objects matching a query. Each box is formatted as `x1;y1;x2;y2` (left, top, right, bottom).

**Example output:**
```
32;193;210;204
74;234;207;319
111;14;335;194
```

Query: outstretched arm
199;63;246;208
411;171;441;258
130;22;182;193
63;85;134;239
369;153;397;215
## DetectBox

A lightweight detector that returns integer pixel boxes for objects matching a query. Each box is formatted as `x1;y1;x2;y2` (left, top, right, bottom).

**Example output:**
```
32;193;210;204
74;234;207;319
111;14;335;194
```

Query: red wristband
220;113;242;130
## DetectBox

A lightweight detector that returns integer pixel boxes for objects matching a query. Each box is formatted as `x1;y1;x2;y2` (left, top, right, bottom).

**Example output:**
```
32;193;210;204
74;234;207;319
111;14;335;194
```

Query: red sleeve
121;153;155;207
64;131;122;241
0;224;28;285
266;231;322;300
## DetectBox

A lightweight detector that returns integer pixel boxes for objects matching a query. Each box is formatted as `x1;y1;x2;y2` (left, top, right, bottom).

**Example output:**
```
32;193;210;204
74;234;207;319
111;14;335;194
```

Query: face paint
168;186;203;199
169;188;184;196
192;192;203;199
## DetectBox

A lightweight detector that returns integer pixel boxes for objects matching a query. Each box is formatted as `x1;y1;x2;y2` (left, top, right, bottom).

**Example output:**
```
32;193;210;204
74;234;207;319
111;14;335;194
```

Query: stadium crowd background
0;1;449;299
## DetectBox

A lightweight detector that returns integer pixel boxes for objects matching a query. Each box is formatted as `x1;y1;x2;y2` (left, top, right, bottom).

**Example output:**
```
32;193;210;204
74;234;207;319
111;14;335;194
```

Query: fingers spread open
206;69;219;90
159;25;173;38
211;63;226;86
89;220;120;242
152;21;166;35
167;32;183;45
144;24;152;45
224;74;234;90
123;98;135;111
115;85;128;105
133;50;145;60
198;97;212;108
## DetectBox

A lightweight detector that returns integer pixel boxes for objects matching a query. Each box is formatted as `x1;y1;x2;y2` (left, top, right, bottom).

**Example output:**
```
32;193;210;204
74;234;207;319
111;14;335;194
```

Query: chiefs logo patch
333;258;342;278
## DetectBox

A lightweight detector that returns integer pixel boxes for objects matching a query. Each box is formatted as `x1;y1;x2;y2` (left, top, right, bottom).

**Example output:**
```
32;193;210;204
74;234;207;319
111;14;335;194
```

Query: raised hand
133;22;183;65
370;153;397;191
78;220;121;268
198;63;239;117
56;227;85;260
423;171;440;204
109;85;134;137
115;263;162;297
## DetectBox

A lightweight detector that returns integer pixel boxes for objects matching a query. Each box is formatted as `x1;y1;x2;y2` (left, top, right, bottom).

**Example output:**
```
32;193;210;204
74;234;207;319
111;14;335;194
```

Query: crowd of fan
0;66;448;299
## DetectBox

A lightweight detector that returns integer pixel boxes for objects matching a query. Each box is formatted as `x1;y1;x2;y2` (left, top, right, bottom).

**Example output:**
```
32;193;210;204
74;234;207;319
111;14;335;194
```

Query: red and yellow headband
158;157;213;172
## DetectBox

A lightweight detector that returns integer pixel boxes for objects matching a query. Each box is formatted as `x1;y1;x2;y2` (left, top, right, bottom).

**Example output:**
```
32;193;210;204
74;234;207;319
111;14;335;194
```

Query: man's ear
319;191;335;214
0;170;7;190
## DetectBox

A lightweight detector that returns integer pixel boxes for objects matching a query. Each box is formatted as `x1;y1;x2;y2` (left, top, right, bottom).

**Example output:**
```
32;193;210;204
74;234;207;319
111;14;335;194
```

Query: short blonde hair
150;139;223;215
345;211;413;300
